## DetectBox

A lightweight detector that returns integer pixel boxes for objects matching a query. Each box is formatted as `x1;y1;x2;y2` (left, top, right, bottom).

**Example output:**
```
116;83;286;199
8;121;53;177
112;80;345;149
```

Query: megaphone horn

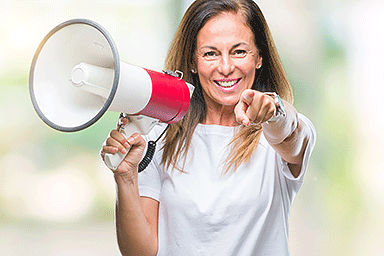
29;19;194;170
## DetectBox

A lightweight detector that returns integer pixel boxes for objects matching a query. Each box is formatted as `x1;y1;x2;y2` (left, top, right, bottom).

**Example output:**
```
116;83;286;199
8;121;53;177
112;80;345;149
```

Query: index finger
239;89;255;106
234;89;255;126
116;114;130;130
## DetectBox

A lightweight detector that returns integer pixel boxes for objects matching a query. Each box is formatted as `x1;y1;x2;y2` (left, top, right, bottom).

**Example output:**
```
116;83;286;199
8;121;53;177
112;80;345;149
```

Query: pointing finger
240;89;255;106
235;90;255;126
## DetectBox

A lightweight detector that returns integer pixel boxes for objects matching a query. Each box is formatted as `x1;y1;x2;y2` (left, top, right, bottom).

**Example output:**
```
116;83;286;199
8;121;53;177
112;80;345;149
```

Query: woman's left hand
234;89;276;126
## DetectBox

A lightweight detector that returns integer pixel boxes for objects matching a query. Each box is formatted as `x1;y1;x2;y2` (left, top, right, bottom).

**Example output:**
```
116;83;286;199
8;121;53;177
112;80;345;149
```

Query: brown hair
162;0;293;172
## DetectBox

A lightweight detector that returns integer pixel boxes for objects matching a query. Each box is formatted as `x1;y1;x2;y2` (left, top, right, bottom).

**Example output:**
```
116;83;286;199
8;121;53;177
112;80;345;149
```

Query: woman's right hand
100;117;147;182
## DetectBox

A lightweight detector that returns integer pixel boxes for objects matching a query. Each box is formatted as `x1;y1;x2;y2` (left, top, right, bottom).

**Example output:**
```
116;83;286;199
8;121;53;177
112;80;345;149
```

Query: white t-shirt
138;114;316;256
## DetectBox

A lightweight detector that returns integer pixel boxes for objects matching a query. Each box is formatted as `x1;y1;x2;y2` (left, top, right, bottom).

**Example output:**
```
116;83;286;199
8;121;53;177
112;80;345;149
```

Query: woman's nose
217;54;234;76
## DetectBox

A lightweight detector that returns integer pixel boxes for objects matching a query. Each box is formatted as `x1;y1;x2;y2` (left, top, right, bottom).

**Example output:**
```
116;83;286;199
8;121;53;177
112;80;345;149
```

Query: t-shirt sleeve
138;160;162;202
278;113;317;196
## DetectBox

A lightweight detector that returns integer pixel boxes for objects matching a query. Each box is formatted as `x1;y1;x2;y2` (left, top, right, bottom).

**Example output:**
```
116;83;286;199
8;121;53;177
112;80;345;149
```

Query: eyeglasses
196;48;254;62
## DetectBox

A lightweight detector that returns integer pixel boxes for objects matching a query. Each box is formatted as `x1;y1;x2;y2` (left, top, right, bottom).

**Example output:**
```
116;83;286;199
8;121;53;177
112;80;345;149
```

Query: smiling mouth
214;78;242;88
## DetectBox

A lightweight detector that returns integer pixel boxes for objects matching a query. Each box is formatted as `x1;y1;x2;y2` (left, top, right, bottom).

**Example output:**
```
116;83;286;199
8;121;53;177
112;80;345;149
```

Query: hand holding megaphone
101;114;156;172
104;114;160;170
29;19;194;170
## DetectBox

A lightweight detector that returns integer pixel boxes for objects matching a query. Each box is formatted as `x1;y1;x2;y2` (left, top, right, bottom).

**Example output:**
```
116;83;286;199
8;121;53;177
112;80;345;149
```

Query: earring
191;69;197;74
256;64;262;69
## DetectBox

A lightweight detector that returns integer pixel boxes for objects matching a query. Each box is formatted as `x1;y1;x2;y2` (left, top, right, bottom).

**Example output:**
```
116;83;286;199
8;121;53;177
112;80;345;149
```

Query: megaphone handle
104;150;127;171
104;115;158;170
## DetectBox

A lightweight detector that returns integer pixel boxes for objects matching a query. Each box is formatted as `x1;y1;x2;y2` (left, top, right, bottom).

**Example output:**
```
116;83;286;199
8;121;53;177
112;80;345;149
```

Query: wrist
114;171;138;188
261;100;298;145
263;92;286;122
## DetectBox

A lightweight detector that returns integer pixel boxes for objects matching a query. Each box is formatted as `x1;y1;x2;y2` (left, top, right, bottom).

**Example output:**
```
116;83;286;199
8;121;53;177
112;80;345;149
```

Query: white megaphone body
29;19;194;170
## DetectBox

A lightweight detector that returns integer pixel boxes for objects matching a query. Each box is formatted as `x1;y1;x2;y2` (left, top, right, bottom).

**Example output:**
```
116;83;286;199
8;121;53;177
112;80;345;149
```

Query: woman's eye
204;51;217;57
233;49;247;57
201;51;220;61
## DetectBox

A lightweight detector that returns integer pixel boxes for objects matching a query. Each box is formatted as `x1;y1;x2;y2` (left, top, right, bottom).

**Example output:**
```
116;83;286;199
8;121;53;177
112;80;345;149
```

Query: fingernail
123;142;129;148
244;91;255;100
244;94;253;101
121;148;127;154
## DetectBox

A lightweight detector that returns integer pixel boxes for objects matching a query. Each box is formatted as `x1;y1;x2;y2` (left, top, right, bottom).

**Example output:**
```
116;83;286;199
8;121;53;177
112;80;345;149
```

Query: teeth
217;80;237;87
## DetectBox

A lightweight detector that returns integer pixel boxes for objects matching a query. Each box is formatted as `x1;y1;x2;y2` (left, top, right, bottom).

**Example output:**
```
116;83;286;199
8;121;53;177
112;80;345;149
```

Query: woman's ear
256;57;263;69
191;58;198;73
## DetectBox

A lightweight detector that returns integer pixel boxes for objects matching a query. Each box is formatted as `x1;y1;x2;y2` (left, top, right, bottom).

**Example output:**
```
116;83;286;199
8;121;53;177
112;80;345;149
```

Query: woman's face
195;12;262;110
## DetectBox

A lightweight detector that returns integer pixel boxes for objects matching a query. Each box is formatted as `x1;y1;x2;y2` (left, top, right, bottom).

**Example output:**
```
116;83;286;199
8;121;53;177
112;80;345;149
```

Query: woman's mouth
214;78;242;88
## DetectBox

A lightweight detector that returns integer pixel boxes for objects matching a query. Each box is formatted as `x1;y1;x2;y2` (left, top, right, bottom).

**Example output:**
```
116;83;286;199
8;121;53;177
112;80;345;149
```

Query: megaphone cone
30;19;194;132
29;19;194;169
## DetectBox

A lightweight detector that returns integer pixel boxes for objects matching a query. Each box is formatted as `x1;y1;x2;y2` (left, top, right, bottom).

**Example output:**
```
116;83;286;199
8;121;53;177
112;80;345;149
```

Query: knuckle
261;94;270;103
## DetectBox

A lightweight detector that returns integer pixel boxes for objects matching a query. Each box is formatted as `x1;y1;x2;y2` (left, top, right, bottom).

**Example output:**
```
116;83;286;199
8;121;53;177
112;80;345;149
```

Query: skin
195;12;270;126
100;11;310;256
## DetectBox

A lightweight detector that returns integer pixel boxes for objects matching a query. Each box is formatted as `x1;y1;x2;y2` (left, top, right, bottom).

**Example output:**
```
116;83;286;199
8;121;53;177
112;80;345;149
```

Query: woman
100;0;316;255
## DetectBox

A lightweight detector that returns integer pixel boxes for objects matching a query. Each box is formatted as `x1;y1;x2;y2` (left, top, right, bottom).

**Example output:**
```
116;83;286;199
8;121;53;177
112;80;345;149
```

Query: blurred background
1;0;383;255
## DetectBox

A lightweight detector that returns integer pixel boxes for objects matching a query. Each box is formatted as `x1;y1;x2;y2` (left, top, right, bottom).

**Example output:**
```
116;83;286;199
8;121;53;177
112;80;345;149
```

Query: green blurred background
1;0;383;255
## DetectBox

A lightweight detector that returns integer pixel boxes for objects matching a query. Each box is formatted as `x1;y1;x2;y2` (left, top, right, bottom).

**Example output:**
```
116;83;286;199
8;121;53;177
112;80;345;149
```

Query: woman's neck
202;104;238;126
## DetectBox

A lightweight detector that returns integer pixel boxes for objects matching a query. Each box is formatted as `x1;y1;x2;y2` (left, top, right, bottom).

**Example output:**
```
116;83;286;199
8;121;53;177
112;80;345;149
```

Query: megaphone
29;19;194;170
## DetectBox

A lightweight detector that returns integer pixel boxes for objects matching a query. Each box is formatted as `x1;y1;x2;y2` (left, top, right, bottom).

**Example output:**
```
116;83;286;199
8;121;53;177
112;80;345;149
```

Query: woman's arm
235;89;311;178
115;172;159;256
101;122;159;255
261;101;310;177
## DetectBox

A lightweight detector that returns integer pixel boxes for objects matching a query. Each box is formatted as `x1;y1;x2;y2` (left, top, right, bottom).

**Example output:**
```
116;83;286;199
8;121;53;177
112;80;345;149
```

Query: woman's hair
162;0;293;172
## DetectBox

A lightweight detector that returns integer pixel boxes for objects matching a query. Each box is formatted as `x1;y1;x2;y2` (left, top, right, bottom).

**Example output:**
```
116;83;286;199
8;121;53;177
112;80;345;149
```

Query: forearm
262;101;310;165
114;174;158;256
